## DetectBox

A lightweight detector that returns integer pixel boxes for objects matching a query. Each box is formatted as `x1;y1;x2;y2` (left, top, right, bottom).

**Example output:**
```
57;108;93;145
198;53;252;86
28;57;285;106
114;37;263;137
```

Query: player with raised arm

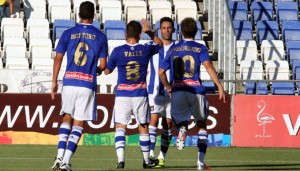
104;19;163;169
51;2;108;171
147;17;175;167
159;17;226;170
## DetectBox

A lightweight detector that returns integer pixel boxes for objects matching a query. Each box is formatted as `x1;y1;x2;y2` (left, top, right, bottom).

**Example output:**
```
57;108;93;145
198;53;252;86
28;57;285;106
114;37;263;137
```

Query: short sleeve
99;34;108;58
106;48;118;71
199;45;209;63
160;50;171;71
55;31;68;54
145;41;160;56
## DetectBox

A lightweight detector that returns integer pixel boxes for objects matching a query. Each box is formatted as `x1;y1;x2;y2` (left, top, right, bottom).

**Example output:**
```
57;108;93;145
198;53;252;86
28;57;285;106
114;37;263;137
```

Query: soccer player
159;17;226;170
51;2;108;171
147;17;175;167
104;19;163;169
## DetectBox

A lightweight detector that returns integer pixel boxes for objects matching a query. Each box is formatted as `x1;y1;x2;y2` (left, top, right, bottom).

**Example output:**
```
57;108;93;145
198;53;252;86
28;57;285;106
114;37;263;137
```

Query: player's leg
192;94;210;170
52;114;72;171
134;97;157;168
113;97;132;169
171;91;191;150
115;124;126;169
60;119;84;171
148;94;163;159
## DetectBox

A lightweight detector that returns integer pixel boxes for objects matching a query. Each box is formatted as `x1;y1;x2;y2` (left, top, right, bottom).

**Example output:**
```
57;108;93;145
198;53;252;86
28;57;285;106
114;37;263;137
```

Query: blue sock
115;128;126;163
57;122;71;158
197;131;208;164
63;126;83;164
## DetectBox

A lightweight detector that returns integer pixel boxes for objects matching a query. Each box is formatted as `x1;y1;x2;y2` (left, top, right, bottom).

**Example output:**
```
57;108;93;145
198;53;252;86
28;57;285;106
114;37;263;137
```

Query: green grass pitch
0;145;299;170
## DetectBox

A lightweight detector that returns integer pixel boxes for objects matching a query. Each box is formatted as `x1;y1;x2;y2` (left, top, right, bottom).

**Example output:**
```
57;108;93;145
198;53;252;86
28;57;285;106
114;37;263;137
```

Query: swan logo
256;101;275;138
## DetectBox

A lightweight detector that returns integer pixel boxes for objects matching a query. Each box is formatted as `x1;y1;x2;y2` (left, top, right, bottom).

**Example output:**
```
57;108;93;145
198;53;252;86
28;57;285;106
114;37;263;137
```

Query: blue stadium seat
286;41;300;64
256;20;279;45
271;82;295;95
233;20;253;40
257;81;268;95
251;2;273;24
52;19;75;41
292;60;300;80
282;21;300;44
92;20;100;30
228;1;248;21
244;81;269;94
202;81;216;94
276;2;298;24
104;20;126;40
155;20;178;41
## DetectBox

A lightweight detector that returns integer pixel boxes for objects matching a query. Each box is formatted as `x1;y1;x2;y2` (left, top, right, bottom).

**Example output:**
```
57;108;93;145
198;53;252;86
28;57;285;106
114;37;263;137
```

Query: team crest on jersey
130;47;134;50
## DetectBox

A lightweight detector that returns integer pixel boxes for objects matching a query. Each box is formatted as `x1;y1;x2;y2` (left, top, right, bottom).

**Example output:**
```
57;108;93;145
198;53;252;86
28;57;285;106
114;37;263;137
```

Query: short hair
79;1;95;20
181;17;197;38
160;17;174;29
126;20;142;40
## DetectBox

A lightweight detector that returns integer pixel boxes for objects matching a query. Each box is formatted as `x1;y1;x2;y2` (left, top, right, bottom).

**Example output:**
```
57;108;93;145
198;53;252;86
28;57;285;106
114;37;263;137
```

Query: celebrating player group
50;1;226;171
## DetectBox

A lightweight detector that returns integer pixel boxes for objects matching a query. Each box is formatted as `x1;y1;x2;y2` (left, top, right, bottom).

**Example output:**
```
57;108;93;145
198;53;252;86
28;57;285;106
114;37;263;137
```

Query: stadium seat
276;2;298;24
271;82;295;95
174;1;197;23
251;2;273;24
266;60;290;81
52;19;75;42
261;40;284;64
233;20;253;40
228;1;248;21
104;20;126;40
292;60;300;80
24;0;47;21
1;18;24;43
236;40;258;64
3;38;27;62
92;20;101;30
240;60;264;81
149;1;172;25
286;41;300;65
32;58;54;70
108;40;126;58
26;18;50;42
244;81;269;95
48;0;71;23
5;58;29;69
124;1;147;23
30;38;52;59
256;21;279;45
99;0;122;24
282;21;300;44
155;20;178;41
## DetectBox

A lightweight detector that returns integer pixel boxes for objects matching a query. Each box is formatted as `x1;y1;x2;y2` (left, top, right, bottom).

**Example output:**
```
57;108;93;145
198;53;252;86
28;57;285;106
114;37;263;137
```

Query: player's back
168;40;209;94
110;42;159;97
56;24;108;91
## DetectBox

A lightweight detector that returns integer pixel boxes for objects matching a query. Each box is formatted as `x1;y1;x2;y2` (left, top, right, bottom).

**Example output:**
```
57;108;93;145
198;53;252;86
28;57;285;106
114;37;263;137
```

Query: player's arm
202;60;226;103
141;19;163;47
51;53;64;100
159;68;172;97
104;49;117;75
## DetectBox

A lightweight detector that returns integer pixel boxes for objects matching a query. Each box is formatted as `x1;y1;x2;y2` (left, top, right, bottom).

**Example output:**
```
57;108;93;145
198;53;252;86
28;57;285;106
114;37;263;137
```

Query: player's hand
218;86;226;103
166;84;172;98
97;67;102;76
141;19;151;32
51;83;58;100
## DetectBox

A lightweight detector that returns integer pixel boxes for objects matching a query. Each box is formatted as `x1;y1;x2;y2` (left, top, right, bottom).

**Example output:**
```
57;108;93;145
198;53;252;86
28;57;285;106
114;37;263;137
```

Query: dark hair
126;20;142;40
79;1;95;20
181;17;197;38
160;17;174;29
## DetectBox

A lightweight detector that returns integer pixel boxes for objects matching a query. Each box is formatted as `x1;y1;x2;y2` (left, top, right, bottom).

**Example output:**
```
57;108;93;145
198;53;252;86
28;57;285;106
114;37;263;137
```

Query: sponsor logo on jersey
65;71;93;82
117;82;146;91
